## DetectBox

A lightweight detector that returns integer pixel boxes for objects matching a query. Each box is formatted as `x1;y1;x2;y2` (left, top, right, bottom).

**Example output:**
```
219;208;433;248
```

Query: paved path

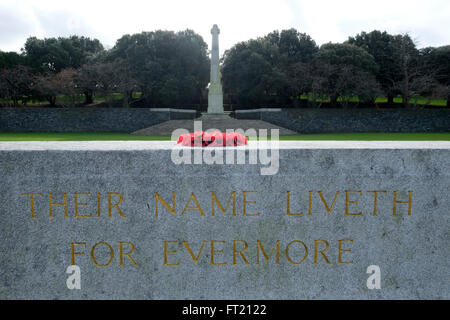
132;118;298;136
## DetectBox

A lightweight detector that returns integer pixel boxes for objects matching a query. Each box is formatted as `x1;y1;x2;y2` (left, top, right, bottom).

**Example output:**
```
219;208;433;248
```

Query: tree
35;69;78;107
75;61;138;107
222;29;318;108
74;63;104;104
0;51;29;69
268;29;318;106
348;31;399;103
389;34;421;106
307;61;381;108
421;45;450;106
222;41;279;108
316;43;379;74
266;29;318;65
22;36;104;73
314;43;380;106
106;30;209;108
0;65;35;107
110;60;139;107
347;31;427;106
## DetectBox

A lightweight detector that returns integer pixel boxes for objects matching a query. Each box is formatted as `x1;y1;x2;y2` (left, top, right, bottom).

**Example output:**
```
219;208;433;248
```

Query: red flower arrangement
177;131;247;147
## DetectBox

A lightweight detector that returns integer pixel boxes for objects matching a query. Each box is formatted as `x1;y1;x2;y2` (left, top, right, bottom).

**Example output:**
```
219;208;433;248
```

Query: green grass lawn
3;93;447;107
277;132;450;141
0;132;170;141
0;132;449;141
299;94;447;106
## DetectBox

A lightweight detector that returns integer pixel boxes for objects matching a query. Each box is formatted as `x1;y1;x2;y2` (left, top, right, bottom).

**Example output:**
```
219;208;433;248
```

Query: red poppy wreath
177;131;247;147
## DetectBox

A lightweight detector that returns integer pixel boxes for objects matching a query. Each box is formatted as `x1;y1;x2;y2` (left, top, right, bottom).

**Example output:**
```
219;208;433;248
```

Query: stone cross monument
207;24;224;114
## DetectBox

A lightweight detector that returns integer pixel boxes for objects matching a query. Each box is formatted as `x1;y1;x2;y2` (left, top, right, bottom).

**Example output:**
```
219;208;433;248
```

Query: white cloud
0;0;449;54
294;0;450;47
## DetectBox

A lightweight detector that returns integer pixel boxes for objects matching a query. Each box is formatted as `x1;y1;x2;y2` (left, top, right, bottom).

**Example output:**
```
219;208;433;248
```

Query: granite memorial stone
0;141;449;299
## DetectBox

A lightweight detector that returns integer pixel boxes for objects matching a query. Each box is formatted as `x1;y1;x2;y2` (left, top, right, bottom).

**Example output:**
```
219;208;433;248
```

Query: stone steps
131;118;298;136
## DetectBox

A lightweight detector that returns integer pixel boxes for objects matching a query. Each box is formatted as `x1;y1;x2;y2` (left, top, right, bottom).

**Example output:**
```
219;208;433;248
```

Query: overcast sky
1;0;449;55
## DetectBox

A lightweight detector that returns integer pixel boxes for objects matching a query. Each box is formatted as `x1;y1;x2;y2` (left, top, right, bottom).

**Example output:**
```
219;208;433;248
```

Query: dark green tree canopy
347;31;419;98
1;27;448;108
222;29;318;108
107;29;209;107
420;45;450;85
22;35;104;73
316;43;379;74
0;51;29;69
267;29;318;64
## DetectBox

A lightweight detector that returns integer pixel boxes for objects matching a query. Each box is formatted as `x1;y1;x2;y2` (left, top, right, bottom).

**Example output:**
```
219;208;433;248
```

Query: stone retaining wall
234;108;450;133
0;108;198;132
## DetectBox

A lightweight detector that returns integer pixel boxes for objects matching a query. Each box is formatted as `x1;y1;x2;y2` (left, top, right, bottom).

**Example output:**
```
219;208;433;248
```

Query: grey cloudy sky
1;0;449;54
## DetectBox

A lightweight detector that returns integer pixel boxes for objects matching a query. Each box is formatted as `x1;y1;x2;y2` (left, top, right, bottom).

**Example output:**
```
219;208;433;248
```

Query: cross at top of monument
211;24;220;35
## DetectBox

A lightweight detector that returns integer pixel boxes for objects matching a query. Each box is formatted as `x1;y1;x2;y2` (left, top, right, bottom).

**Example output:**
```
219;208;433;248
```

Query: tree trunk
330;94;339;107
402;68;409;107
47;96;56;107
84;91;93;104
122;90;133;108
387;94;394;104
368;97;376;108
447;94;450;107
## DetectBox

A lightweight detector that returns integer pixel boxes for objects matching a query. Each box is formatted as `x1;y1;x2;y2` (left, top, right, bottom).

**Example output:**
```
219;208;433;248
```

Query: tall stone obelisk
207;24;224;114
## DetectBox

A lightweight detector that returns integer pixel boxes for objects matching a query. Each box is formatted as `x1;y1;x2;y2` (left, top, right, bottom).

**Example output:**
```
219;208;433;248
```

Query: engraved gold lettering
393;191;413;216
257;240;280;264
75;192;92;218
182;241;206;264
243;191;259;216
211;191;236;216
286;191;303;216
367;191;387;216
338;239;354;264
21;193;42;218
318;191;339;215
163;241;179;266
108;192;125;218
181;193;205;216
71;242;86;265
286;240;308;265
345;190;362;216
155;192;175;216
97;192;101;217
119;241;138;267
232;240;249;265
91;242;114;267
308;191;313;216
211;240;227;266
314;240;331;264
49;193;67;219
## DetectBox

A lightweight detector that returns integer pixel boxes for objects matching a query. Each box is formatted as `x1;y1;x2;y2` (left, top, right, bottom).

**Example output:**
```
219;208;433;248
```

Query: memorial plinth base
0;141;449;299
198;112;231;120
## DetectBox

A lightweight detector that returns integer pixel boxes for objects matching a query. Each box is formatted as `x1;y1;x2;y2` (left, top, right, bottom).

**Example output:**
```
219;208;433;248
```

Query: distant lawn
278;132;450;141
0;92;143;106
0;132;449;141
3;93;447;107
299;94;447;106
0;132;170;141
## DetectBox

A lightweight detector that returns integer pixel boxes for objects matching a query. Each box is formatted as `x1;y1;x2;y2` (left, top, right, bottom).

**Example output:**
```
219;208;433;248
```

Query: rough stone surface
0;108;197;133
235;108;450;133
0;141;449;300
